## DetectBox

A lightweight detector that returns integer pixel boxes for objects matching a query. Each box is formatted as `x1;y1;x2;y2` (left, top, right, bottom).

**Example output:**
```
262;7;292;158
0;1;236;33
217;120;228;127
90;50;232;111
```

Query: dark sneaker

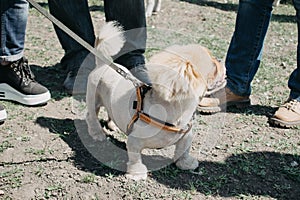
63;54;96;95
269;99;300;128
129;64;152;85
63;70;77;94
0;57;51;106
64;68;91;95
0;103;7;123
198;87;251;114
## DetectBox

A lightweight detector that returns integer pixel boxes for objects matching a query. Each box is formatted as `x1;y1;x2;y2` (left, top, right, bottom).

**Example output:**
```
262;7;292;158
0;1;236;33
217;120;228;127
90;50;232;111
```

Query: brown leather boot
220;87;251;108
198;97;221;113
270;99;300;128
198;87;250;114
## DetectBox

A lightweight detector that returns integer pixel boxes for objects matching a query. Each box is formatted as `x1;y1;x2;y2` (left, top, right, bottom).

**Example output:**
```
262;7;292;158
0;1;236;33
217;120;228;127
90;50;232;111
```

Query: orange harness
127;85;192;134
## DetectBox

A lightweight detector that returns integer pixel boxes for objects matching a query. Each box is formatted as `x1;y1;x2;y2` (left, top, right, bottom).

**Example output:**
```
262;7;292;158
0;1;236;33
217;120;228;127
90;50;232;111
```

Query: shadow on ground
154;151;300;200
36;117;174;176
36;116;300;200
226;104;277;116
30;64;70;101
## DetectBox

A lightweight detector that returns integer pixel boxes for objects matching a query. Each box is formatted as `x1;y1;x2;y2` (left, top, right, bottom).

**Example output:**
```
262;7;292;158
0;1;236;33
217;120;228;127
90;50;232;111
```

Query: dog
273;0;280;6
86;22;225;181
145;0;162;17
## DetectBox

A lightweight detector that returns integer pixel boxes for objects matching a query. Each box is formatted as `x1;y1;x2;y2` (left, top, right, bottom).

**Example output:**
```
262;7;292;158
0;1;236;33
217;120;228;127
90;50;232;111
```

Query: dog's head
148;44;225;102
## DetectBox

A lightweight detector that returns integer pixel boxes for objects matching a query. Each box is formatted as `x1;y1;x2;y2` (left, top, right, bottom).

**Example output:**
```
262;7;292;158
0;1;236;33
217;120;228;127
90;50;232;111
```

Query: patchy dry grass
0;0;299;199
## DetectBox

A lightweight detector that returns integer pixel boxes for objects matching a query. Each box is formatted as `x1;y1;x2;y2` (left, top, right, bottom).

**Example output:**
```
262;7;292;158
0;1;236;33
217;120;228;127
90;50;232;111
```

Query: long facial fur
147;45;218;102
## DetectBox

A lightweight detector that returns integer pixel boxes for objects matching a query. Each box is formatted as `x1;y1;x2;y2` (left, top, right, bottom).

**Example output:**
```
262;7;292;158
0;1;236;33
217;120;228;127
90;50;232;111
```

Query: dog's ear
206;57;226;95
94;37;102;49
183;61;207;98
184;61;200;82
207;60;219;85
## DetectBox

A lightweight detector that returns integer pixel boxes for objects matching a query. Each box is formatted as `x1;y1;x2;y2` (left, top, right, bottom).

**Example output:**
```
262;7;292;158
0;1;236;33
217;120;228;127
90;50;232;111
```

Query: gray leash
27;0;144;87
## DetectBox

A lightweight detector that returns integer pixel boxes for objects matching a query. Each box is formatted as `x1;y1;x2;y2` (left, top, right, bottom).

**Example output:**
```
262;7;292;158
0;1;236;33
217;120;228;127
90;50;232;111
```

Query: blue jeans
48;0;146;71
0;0;28;62
226;0;300;101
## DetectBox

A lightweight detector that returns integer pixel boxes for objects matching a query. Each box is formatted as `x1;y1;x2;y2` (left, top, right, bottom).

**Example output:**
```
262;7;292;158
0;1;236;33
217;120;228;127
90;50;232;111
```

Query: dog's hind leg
126;135;148;181
153;0;161;13
86;79;106;141
174;130;199;170
107;117;120;132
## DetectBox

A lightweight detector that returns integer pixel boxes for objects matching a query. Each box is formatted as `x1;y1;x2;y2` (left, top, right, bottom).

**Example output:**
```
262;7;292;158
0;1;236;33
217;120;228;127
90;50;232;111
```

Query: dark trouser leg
48;0;95;72
104;0;147;69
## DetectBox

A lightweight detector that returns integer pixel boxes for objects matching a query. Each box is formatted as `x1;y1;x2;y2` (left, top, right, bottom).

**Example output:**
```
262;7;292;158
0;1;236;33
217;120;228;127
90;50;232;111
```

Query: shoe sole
0;83;51;106
0;109;7;123
198;99;251;114
269;117;300;128
197;105;221;114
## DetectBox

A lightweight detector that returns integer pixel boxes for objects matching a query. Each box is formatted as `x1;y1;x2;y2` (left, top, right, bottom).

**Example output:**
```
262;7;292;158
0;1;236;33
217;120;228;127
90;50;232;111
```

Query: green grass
0;168;24;189
80;173;96;183
0;141;13;153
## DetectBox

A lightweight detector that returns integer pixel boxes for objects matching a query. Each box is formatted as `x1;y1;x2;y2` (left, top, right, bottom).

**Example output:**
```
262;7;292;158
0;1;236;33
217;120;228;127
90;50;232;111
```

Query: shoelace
11;58;35;86
283;99;300;111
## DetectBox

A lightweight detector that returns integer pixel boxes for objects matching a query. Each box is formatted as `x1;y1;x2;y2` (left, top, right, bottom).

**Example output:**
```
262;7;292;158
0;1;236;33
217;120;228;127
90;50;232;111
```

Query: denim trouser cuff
289;93;300;102
0;51;24;63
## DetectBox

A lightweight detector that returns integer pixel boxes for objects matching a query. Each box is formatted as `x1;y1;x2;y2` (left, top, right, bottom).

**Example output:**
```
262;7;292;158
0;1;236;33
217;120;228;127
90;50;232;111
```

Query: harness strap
127;86;192;134
139;113;192;133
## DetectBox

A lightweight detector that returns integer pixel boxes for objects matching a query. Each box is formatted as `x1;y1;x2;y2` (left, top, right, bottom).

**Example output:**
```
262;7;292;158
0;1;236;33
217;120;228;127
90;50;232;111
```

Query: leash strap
27;0;143;87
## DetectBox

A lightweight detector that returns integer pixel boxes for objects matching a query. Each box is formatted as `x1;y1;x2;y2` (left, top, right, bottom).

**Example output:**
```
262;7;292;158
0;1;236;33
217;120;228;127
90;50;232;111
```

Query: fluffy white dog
273;0;280;6
145;0;162;17
86;22;225;181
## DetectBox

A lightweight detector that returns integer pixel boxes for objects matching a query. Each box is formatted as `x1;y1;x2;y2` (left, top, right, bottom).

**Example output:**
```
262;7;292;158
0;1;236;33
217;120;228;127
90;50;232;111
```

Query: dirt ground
0;0;299;199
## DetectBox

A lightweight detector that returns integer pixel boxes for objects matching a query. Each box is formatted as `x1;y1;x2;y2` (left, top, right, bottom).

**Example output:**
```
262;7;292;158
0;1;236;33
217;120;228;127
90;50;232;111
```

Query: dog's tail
95;21;125;57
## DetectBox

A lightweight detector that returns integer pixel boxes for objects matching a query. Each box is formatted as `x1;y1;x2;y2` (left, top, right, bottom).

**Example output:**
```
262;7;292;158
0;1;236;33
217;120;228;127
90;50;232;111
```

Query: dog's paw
175;156;199;170
89;132;106;141
146;11;153;17
88;127;106;141
125;172;147;181
107;120;120;132
91;133;106;141
126;163;148;181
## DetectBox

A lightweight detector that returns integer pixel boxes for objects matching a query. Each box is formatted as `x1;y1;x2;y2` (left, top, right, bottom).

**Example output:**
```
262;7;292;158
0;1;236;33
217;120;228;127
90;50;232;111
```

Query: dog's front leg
86;78;106;141
126;134;147;181
146;0;155;17
173;129;199;170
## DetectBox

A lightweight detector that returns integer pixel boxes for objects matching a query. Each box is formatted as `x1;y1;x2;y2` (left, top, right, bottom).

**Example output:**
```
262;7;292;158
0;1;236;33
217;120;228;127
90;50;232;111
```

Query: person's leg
104;0;146;68
288;0;300;101
270;0;300;128
0;0;50;106
48;0;96;92
198;0;274;113
0;0;27;63
225;0;274;97
104;0;150;84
